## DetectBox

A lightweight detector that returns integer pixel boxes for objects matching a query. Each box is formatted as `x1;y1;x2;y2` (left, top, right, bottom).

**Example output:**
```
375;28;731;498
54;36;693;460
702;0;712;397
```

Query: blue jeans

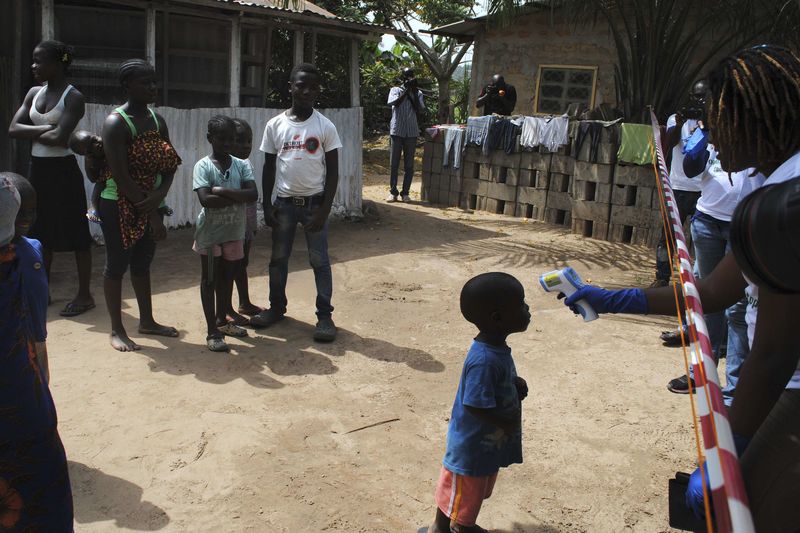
656;190;700;281
389;135;417;196
690;211;749;405
268;197;333;318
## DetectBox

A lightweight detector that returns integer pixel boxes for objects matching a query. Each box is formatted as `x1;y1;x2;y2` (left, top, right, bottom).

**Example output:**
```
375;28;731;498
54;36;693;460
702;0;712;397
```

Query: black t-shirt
479;84;517;116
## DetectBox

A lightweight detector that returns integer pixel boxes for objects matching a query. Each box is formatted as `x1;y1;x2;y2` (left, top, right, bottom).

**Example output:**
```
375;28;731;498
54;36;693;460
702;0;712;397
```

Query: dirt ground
46;166;702;532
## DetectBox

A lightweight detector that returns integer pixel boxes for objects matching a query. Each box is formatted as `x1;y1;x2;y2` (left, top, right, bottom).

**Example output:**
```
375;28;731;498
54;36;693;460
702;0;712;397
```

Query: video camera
730;176;800;293
679;103;705;121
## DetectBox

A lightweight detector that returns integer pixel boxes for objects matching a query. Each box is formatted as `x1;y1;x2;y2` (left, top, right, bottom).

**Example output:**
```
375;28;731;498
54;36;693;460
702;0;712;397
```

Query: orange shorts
192;240;245;261
434;466;497;527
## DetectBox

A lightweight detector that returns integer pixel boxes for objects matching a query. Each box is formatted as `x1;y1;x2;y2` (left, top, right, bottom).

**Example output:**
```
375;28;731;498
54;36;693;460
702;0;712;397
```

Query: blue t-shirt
443;340;523;477
17;237;48;343
193;155;255;249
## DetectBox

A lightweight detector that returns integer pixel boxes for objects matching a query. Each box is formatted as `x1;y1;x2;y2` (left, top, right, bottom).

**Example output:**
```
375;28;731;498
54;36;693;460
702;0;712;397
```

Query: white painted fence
77;104;363;236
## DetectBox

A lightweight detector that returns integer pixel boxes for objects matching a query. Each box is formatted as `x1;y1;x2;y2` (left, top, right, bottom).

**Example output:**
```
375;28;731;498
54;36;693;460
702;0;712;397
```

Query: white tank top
29;84;74;157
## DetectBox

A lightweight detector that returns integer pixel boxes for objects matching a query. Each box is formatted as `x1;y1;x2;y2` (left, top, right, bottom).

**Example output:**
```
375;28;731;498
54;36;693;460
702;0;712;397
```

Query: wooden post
41;0;55;40
145;4;156;66
293;30;304;67
162;11;169;106
349;38;360;108
230;15;241;107
261;25;273;105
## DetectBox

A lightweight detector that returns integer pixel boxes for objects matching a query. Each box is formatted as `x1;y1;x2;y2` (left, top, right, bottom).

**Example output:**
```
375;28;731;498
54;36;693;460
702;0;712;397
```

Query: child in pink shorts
193;115;258;352
427;272;531;533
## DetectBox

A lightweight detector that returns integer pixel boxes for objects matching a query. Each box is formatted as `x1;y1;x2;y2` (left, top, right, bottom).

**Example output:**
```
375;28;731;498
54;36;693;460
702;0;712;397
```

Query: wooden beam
349;38;360;108
146;4;157;66
230;15;241;107
293;30;304;67
41;0;55;40
162;10;169;106
261;25;274;105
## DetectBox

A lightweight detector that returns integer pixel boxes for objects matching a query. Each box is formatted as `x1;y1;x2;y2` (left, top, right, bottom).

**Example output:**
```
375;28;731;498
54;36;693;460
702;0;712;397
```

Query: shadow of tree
69;461;169;531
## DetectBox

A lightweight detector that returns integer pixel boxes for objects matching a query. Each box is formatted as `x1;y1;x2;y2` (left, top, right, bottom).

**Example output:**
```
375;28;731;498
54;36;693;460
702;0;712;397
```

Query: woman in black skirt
8;40;95;316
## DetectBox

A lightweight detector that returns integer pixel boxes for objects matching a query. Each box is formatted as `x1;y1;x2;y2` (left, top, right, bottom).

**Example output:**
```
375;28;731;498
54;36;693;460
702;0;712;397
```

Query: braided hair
35;40;74;68
207;115;235;136
118;59;155;86
707;45;800;175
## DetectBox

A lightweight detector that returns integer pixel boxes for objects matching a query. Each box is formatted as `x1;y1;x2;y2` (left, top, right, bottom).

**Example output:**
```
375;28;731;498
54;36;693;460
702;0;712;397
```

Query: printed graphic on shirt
282;135;321;156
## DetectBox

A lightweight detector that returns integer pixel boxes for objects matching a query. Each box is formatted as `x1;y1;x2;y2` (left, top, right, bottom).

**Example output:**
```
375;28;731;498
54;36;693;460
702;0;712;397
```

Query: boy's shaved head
2;172;34;199
461;272;524;327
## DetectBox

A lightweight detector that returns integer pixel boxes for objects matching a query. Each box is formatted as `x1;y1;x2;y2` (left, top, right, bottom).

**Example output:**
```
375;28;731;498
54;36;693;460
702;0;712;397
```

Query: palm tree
483;0;800;122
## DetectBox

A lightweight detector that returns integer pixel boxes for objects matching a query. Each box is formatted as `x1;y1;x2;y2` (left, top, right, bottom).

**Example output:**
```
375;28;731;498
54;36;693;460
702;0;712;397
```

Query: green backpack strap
115;107;138;138
148;108;160;133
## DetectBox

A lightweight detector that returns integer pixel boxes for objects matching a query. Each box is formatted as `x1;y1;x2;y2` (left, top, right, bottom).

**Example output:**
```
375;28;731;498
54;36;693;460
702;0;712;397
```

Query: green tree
483;0;800;123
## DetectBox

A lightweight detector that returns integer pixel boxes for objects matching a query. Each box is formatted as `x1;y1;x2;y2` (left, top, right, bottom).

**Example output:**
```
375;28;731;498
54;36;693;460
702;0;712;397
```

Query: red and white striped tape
649;111;754;533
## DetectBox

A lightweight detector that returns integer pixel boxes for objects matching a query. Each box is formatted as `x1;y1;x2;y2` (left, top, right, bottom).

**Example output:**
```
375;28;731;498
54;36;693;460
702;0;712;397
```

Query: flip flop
59;301;96;317
206;335;229;352
218;323;248;337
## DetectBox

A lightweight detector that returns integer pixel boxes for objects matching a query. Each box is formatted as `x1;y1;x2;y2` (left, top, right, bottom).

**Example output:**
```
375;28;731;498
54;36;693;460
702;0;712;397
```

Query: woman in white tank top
8;40;95;317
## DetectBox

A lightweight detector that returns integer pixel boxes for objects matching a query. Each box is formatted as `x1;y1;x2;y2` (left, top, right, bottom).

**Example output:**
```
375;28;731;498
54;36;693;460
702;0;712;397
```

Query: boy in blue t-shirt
5;173;50;382
193;115;258;352
428;272;531;533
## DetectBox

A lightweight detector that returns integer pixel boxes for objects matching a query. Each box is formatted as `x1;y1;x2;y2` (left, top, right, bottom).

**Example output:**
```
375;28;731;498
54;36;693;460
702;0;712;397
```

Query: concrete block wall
420;122;664;247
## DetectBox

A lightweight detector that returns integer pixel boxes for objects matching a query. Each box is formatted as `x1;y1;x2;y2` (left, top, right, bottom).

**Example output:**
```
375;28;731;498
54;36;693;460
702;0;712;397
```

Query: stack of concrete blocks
459;145;488;211
421;135;463;207
515;150;552;221
569;125;616;240
608;163;662;246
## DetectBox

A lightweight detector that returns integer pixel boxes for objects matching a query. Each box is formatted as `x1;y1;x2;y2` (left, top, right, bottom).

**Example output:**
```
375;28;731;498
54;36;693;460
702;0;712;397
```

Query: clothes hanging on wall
573;119;621;163
617;123;654;165
442;126;465;169
466;115;498;156
520;115;569;152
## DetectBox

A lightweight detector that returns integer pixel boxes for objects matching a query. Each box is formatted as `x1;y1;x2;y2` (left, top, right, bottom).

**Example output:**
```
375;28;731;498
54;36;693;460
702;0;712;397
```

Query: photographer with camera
386;67;424;203
476;74;517;116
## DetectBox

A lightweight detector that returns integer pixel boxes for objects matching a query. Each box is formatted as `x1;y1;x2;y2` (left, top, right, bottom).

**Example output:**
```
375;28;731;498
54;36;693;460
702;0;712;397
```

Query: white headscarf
0;176;21;247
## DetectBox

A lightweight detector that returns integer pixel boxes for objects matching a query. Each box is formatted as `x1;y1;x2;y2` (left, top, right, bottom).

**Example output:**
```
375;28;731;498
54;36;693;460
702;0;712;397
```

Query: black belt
278;195;324;207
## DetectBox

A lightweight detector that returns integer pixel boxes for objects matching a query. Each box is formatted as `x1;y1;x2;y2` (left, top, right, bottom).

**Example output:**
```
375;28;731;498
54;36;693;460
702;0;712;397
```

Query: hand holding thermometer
539;267;598;322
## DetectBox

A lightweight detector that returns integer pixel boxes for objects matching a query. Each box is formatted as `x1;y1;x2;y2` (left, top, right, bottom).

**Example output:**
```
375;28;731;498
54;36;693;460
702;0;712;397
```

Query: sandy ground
45;166;704;532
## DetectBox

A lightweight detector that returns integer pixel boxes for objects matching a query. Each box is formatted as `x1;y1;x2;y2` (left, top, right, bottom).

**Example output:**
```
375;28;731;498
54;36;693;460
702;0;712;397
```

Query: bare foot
237;303;263;316
110;330;141;352
227;310;250;326
138;321;179;338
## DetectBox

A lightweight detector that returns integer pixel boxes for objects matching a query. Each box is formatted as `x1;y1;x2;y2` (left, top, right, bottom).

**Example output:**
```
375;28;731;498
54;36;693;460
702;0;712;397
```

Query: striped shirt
388;86;424;138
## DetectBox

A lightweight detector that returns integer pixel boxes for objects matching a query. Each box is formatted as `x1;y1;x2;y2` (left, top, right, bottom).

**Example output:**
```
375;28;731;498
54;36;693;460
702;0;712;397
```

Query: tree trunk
437;75;451;124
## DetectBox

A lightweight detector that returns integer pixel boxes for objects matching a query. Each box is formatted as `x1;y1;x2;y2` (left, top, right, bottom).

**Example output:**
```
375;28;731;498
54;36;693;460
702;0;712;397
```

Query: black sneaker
249;309;285;329
660;327;687;347
313;316;337;342
667;374;695;394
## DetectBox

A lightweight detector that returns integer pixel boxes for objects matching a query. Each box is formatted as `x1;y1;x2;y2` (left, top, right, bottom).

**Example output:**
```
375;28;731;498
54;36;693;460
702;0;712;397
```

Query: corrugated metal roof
211;0;400;34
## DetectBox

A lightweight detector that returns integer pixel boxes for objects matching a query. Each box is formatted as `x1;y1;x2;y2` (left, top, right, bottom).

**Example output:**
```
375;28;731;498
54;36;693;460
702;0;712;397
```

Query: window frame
533;64;598;115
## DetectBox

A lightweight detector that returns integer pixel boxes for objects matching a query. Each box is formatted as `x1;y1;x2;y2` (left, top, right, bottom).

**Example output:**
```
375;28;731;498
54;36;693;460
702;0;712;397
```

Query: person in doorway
8;40;95;317
476;74;517;116
387;67;424;203
250;63;342;342
99;59;181;352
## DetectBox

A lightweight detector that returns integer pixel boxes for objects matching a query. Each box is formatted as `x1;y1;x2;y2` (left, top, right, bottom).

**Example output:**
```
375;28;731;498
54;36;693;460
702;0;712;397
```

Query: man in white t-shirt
250;63;343;342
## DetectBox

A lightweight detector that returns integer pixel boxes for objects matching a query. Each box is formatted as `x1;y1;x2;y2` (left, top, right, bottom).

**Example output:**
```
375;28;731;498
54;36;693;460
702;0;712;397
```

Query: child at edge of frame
192;115;258;352
427;272;531;533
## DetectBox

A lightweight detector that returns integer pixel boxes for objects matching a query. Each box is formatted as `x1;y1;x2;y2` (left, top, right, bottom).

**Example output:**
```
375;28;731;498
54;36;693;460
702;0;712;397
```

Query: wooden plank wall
78;104;364;239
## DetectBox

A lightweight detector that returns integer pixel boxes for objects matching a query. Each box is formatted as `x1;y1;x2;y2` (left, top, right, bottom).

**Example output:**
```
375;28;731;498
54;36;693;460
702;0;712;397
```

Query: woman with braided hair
560;45;800;530
8;40;95;317
99;59;181;352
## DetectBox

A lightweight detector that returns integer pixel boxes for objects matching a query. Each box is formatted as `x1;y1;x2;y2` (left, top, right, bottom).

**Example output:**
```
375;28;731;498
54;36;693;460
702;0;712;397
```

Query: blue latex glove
686;462;709;519
683;127;709;158
563;286;648;315
685;434;752;519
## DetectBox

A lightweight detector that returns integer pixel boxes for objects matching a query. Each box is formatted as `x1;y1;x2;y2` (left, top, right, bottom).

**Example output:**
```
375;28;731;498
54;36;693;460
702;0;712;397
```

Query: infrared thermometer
539;267;598;322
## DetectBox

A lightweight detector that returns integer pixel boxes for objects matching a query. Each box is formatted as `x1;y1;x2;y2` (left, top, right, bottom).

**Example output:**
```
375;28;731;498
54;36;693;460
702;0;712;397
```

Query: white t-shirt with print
740;151;800;389
694;148;751;222
666;114;702;192
259;109;343;198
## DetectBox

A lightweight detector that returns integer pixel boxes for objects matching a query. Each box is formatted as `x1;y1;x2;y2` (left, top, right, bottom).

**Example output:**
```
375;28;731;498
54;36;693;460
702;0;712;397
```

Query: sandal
86;209;102;225
206;334;229;352
59;301;96;317
217;323;248;337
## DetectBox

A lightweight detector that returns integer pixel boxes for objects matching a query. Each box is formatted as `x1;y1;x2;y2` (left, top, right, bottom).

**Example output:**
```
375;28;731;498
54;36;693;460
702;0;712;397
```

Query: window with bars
534;65;597;115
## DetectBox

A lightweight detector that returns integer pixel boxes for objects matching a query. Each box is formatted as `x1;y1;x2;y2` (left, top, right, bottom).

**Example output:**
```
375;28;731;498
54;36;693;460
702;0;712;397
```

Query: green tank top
100;107;164;202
